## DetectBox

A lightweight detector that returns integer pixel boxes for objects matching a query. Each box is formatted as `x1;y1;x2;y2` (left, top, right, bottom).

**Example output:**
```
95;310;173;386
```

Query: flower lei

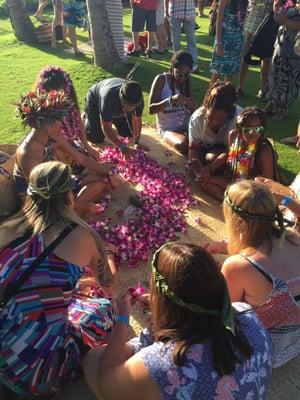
37;66;81;142
227;135;257;180
92;146;194;267
15;89;71;128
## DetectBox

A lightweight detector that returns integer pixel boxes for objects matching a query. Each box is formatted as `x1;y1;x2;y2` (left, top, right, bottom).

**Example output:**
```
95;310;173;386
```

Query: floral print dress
130;303;273;399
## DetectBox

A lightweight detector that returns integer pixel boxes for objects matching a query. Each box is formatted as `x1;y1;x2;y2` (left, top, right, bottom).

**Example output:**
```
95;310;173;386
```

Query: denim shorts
132;5;156;32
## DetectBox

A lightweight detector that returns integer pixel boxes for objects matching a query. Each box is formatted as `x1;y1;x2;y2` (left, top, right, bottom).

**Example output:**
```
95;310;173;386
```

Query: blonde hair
223;180;281;254
0;161;112;287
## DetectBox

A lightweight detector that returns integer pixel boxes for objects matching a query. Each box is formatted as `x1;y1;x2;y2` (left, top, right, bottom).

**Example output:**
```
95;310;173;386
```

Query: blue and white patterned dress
210;8;244;75
130;303;273;399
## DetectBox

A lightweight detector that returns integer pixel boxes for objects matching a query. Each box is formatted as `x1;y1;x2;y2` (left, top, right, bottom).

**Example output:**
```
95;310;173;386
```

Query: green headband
27;175;76;200
151;243;235;334
224;187;286;244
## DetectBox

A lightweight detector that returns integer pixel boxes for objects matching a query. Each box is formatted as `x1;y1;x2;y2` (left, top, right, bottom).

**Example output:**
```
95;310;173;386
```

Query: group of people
128;0;300;121
34;0;87;55
0;46;300;400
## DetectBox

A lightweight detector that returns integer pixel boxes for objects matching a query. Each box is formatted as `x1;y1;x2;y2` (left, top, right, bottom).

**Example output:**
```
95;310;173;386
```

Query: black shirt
86;78;144;122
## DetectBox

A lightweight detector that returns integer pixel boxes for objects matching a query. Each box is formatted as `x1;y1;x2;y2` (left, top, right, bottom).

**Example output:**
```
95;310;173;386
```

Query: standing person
34;0;49;22
149;51;197;153
188;81;241;170
84;77;147;154
0;161;115;397
127;0;158;56
61;0;87;56
165;0;199;71
83;243;273;400
210;0;248;82
220;180;300;367
236;0;274;99
198;0;206;17
154;0;168;53
264;0;300;120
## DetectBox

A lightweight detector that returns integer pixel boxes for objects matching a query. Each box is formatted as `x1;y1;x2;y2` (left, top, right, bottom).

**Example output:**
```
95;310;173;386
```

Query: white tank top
156;73;191;133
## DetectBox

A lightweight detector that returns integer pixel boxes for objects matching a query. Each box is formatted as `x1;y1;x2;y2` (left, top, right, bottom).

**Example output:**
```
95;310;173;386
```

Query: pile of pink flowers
93;147;194;267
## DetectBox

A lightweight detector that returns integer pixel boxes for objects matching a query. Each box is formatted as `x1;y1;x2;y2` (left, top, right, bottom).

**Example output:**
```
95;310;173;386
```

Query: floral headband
151;242;235;334
37;66;73;96
224;187;286;244
15;89;71;128
27;175;76;200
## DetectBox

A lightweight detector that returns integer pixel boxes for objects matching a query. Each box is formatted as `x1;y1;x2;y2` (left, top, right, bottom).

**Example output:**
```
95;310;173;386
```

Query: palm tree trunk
6;0;37;43
86;0;123;69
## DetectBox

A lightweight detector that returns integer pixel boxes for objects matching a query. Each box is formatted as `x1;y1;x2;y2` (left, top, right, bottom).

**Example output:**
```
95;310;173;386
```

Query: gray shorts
132;4;157;32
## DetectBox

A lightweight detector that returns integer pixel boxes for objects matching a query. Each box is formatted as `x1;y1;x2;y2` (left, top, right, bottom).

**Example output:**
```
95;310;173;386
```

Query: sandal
256;90;268;103
127;49;140;57
144;49;152;58
272;111;287;120
280;136;298;145
74;50;85;57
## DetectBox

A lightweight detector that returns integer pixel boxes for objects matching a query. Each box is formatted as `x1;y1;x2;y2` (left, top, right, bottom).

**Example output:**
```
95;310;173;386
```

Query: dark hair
120;80;143;105
36;67;79;111
229;0;248;16
169;51;193;98
150;243;253;375
202;81;237;118
235;106;278;180
170;50;193;70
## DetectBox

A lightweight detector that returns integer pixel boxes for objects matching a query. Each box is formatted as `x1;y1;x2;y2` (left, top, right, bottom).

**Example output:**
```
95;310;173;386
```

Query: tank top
156;73;191;134
242;255;300;368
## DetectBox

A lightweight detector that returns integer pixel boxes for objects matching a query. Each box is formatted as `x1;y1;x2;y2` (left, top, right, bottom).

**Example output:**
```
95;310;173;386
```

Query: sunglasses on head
242;126;265;135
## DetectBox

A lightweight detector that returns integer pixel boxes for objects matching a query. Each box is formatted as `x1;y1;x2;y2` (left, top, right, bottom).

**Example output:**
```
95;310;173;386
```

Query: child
195;106;278;200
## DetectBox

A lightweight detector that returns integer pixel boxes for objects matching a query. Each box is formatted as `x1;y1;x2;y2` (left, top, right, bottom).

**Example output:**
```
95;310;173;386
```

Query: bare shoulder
98;353;161;400
222;254;251;276
67;225;96;247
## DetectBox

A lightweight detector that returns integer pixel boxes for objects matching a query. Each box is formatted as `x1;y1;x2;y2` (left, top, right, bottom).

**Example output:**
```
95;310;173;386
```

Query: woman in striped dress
0;161;116;396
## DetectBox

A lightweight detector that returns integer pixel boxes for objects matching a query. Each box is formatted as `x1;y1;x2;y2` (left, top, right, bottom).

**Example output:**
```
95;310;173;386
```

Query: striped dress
243;256;300;368
0;233;115;396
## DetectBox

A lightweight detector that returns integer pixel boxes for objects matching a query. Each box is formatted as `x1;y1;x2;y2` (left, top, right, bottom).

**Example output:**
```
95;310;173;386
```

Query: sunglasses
174;71;190;79
242;126;265;135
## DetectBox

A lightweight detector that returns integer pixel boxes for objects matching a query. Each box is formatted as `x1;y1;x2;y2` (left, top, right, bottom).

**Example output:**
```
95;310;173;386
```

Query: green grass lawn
0;8;299;179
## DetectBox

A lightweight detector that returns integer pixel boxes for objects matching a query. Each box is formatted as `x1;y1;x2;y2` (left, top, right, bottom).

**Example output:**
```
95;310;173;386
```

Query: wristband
115;315;129;326
119;143;127;153
281;196;292;207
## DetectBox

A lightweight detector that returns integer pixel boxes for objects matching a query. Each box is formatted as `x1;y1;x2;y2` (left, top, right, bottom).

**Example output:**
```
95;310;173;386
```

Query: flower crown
37;65;73;96
15;89;72;128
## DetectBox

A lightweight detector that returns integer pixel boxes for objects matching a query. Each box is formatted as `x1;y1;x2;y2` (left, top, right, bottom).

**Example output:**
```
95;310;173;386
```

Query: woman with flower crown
34;66;99;159
13;89;120;214
195;106;278;200
0;161;116;397
206;180;300;368
82;242;273;400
